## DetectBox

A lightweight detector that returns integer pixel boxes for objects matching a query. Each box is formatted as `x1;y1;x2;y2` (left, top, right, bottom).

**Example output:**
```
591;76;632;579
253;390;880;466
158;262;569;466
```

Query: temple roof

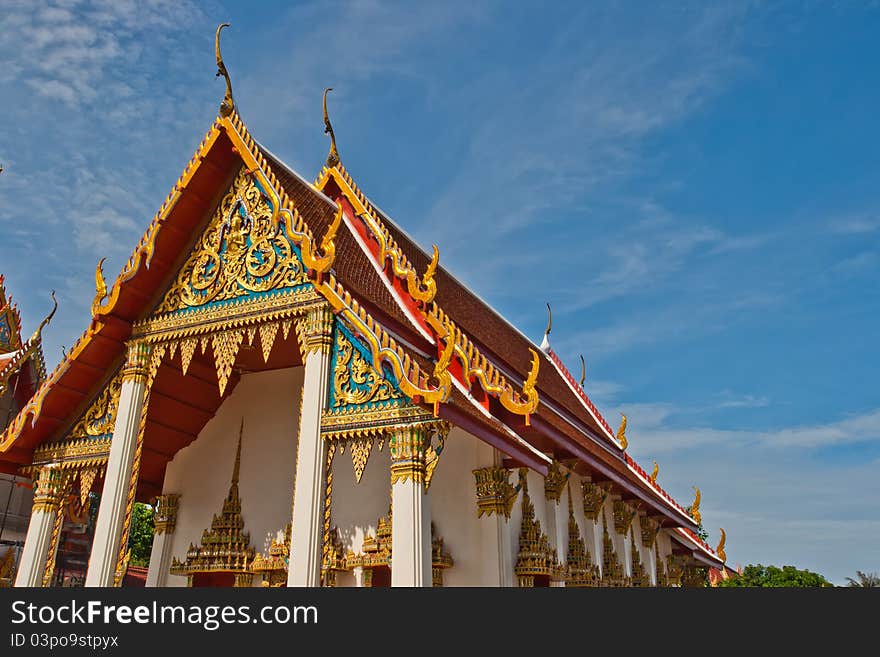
0;109;700;530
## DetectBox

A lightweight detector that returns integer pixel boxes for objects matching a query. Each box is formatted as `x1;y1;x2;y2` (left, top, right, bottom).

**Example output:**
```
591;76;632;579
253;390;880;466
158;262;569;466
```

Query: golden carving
157;166;309;313
473;466;518;518
499;348;540;424
406;244;438;306
32;466;67;514
639;515;661;548
389;426;429;486
154;494;181;535
301;204;342;277
565;483;599;587
215;23;235;117
650;460;659;484
323;88;339;168
91;258;107;317
321;403;440;442
69;370;123;439
333;330;401;407
582;480;611;521
600;521;628;587
515;469;564;587
690;486;702;525
716;528;727;562
544;459;568;503
616;413;628;450
612;499;638;536
79;468;98;507
29;437;110;472
170;423;255;581
299;305;334;357
212;328;244;395
0;547;15;588
629;532;650;587
348;437;372;483
121;342;151;384
423;424;446;490
251;525;290;587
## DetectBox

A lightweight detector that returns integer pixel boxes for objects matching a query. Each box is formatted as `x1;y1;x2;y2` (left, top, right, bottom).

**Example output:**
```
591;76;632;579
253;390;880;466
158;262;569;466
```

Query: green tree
716;564;832;587
127;503;154;567
845;571;880;587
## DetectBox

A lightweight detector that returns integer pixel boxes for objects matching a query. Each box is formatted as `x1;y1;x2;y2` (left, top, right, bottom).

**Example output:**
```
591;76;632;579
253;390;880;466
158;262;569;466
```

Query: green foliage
127;503;154;568
845;571;880;587
716;563;833;588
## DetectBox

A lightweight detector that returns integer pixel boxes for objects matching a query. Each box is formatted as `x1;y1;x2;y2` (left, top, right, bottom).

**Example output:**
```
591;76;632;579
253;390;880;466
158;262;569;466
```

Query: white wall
157;367;302;587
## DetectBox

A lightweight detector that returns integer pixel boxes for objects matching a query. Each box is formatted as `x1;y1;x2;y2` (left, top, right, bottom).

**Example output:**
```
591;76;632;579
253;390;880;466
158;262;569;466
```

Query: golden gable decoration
157;166;309;313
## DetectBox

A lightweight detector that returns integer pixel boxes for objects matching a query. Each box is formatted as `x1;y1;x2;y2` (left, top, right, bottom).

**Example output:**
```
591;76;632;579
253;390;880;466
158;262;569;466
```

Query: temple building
1;27;727;588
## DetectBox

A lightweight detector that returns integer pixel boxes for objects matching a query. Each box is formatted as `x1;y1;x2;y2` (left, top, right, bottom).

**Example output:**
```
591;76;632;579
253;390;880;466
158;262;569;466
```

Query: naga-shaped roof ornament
616;413;628;450
578;354;586;387
91;258;107;318
215;23;235;118
323;88;340;167
650;460;659;484
539;302;552;352
34;291;57;340
690;486;701;525
716;527;726;562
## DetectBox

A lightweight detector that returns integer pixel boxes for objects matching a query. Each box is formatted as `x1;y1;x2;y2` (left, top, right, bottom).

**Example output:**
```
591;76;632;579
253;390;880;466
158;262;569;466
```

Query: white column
473;451;515;587
390;426;432;587
15;466;64;587
648;544;658;586
352;566;365;587
288;306;333;587
86;343;150;587
145;494;179;587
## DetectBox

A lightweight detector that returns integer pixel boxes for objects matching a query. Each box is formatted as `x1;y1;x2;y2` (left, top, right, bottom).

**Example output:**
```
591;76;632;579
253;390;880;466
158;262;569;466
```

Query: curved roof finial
323;88;340;167
650;460;659;484
690;486;702;525
716;528;727;562
34;290;57;340
578;353;586;386
616;413;628;450
215;23;235;117
539;302;552;352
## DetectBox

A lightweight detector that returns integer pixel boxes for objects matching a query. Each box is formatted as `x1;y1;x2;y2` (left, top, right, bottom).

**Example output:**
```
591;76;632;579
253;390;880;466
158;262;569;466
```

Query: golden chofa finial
650;460;658;484
91;257;107;317
578;354;586;386
34;290;57;339
690;486;702;525
323;87;340;167
539;303;552;352
616;413;627;450
716;528;727;562
215;23;235;117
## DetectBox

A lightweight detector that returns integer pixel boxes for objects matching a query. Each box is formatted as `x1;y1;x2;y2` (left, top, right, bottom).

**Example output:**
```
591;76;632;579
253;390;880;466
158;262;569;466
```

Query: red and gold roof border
314;164;540;424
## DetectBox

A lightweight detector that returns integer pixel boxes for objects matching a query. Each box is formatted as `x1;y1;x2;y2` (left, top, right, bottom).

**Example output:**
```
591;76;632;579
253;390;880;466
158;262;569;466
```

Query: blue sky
0;1;878;584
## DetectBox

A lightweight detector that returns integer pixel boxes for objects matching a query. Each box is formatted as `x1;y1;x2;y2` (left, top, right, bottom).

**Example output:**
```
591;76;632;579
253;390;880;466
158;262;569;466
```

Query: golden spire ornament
578;354;586;387
716;528;726;562
215;23;235;117
323;88;340;167
91;257;107;316
650;460;658;484
690;486;701;525
616;413;627;450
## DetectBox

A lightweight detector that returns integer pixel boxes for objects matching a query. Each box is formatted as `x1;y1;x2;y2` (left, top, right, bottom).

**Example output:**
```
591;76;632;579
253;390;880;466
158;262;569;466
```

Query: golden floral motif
473;466;518;518
582;480;611;521
333;330;401;407
69;370;123;439
157;167;308;313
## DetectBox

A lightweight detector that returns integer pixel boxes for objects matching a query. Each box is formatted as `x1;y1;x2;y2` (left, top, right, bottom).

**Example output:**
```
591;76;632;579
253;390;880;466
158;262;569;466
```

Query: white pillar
145;494;179;587
15;466;64;587
473;451;515;587
288;306;333;587
544;469;567;587
86;343;150;587
352;566;365;587
390;426;432;587
648;543;658;586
